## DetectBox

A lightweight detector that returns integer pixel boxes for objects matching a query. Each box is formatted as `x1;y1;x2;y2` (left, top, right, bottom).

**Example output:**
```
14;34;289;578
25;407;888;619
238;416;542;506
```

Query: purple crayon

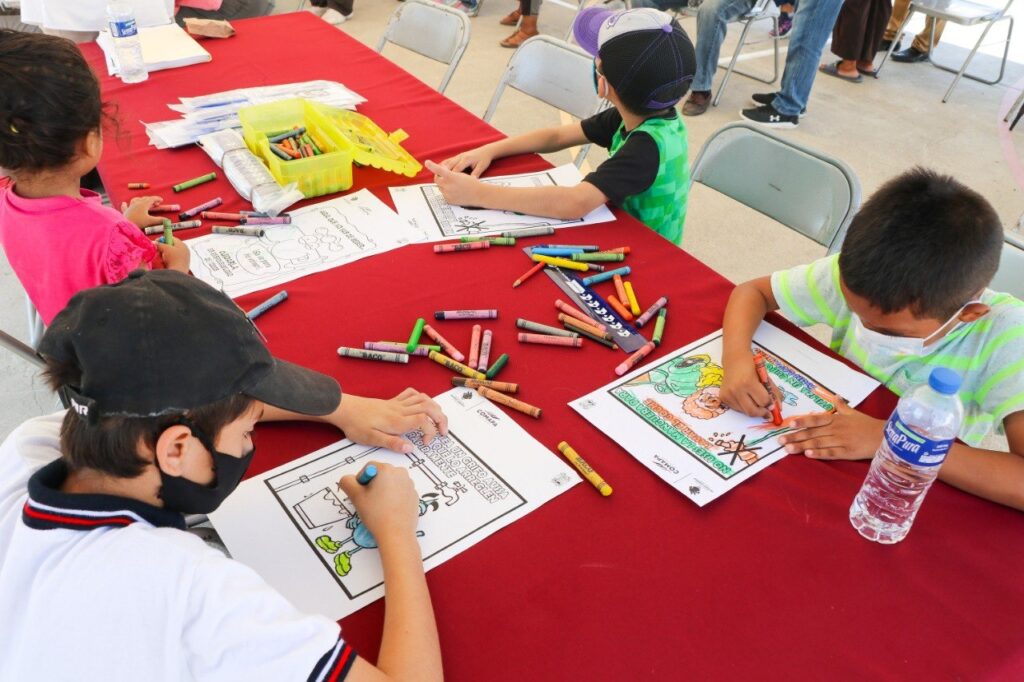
179;197;223;220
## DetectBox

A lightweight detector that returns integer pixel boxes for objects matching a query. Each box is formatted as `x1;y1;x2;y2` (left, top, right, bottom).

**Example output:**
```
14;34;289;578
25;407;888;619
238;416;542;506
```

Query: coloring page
210;389;580;620
571;323;880;506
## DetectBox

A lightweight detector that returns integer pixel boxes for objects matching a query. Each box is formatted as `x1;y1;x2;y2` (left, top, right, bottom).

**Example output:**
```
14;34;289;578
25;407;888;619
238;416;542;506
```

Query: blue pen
246;290;288;320
581;266;631;286
530;247;585;257
356;464;378;486
537;244;601;252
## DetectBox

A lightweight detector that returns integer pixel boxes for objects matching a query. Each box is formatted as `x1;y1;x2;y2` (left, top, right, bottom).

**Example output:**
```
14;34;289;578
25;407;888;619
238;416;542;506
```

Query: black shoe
739;103;799;129
892;46;929;63
750;92;807;116
879;38;900;52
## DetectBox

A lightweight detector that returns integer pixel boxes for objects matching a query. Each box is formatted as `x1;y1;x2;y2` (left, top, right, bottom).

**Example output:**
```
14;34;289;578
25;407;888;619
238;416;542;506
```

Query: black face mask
157;419;254;515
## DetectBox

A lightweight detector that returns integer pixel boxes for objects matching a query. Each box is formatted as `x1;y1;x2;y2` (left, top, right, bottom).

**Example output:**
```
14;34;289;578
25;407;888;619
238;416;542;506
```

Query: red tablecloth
82;14;1024;680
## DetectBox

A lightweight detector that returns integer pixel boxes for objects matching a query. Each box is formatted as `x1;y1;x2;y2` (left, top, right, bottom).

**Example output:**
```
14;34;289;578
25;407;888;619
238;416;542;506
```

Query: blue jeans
774;0;845;115
691;0;757;92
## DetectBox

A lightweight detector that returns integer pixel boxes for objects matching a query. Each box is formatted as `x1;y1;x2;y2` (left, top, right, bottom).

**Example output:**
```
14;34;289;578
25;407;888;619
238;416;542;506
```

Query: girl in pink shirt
0;30;190;326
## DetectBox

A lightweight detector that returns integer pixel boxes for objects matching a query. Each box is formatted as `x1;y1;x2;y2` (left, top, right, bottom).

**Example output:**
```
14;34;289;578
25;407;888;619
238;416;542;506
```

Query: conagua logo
652;455;679;474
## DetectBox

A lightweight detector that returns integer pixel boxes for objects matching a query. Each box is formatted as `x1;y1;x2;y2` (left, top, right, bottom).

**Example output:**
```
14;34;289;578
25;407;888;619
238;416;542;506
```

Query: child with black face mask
0;270;445;682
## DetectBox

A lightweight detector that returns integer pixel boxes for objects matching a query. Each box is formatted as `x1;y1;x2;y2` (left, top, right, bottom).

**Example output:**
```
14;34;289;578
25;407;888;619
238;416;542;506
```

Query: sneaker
739;103;799;129
321;7;349;24
682;91;711;116
769;15;792;37
750;92;806;116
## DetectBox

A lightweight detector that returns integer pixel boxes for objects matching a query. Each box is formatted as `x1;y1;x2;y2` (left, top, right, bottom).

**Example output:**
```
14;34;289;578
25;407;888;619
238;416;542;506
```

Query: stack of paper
97;22;211;76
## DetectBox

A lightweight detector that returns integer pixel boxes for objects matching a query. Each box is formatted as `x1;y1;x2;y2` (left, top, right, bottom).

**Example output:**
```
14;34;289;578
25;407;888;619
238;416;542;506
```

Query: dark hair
0;30;105;173
839;167;1003;320
44;358;256;478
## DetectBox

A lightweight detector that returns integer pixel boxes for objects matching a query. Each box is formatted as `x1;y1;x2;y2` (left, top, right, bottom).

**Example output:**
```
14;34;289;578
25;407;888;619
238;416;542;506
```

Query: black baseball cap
39;270;341;424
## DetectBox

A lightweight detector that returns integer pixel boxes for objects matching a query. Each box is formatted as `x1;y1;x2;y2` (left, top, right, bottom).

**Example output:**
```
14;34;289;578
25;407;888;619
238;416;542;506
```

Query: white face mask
851;300;983;358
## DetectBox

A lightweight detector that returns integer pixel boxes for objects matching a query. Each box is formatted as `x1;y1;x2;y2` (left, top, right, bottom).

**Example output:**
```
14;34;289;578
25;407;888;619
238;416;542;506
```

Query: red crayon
554;299;606;332
513;261;545;288
423;324;466;363
201;211;245;221
151;204;180;213
615;341;656;376
753;351;783;426
518;333;582;348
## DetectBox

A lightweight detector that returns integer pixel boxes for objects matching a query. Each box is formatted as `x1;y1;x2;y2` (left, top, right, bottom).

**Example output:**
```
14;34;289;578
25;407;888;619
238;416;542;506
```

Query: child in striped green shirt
721;168;1024;510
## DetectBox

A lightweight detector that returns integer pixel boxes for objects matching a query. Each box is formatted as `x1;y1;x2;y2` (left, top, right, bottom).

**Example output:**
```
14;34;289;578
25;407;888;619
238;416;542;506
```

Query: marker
468;324;482;368
516;318;579;338
213;226;265;237
501;226;554;238
623;281;641;316
477;329;492;371
434;242;490;253
485;353;509;379
477;386;541;419
530;247;585;257
246;290;288;320
451;377;518;393
581;266;631;286
406;318;426;354
536;244;600;252
428;350;486;380
652;308;667;346
242;216;292;225
338;347;410;364
356;464;377;485
518;333;583;348
434;309;497;320
151;204;180;213
201;211;244;221
423;324;465;362
179;197;222;220
127;182;149;189
635;296;668;327
754;350;783;426
172;172;217;193
615;341;656;376
554;299;606;331
365;341;433;357
513;262;545;288
530;254;589;272
162;218;174;246
144;220;202;235
607;295;634;322
571;252;625;262
557;314;612;341
557;441;612;496
613;274;628;307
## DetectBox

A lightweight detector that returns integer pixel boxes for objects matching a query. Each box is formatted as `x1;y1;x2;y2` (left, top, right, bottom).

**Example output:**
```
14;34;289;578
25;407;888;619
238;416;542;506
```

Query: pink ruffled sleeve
103;221;159;285
176;0;224;10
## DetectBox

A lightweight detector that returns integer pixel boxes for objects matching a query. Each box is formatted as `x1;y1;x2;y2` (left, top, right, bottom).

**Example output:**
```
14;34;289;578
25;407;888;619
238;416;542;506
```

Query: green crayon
485;353;509;380
172;172;217;193
652;308;667;346
162;218;174;246
571;252;626;262
406;318;426;354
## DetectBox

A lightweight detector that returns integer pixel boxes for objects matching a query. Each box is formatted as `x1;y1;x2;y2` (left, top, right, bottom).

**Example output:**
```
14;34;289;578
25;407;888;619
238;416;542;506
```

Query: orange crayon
423;324;465;362
518;333;583;348
554;299;606;332
477;385;541;419
607;295;634;322
613;274;628;307
513;261;545;288
753;351;783;426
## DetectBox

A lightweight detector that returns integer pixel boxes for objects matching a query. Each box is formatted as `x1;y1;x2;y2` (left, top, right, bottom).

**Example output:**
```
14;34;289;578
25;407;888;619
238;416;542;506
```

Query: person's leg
882;0;909;42
910;17;946;53
500;0;538;47
859;0;892;67
827;0;868;77
175;0;276;21
691;0;757;92
771;0;845;116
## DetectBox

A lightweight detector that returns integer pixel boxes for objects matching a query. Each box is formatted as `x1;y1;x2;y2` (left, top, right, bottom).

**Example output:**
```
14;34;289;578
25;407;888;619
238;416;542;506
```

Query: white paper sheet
388;164;616;241
97;22;211;76
186;189;421;298
210;389;581;621
570;322;880;507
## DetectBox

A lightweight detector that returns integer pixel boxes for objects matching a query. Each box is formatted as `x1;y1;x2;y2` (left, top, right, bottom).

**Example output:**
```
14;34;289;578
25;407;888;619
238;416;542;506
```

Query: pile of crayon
431;225;556;254
265;126;325;161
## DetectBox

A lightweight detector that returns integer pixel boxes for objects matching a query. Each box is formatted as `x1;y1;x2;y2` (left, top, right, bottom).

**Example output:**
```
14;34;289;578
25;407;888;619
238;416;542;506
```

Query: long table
82;13;1024;679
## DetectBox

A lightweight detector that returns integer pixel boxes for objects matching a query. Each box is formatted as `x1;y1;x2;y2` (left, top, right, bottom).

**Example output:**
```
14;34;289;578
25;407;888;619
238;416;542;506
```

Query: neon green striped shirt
770;254;1024;446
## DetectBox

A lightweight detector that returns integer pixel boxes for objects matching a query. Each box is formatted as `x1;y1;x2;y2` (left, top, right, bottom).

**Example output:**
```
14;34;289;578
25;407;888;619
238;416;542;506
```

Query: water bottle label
884;413;952;466
109;18;138;39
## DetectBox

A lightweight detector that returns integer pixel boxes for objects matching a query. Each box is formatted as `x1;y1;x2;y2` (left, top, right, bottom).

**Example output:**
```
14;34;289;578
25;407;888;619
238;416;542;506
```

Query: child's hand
332;389;449;454
425;160;486;207
439;147;494;178
340;463;420;543
779;400;884;460
155;239;191;273
121;196;166;228
720;352;776;419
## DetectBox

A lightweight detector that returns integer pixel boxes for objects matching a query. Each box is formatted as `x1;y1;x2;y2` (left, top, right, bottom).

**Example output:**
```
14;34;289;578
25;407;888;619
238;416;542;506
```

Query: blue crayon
537;244;601;252
530;247;585;257
581;266;631;286
357;464;378;485
246;290;288;320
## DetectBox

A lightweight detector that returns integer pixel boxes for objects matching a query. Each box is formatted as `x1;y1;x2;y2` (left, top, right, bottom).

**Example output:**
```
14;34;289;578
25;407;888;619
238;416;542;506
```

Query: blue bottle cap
928;367;962;395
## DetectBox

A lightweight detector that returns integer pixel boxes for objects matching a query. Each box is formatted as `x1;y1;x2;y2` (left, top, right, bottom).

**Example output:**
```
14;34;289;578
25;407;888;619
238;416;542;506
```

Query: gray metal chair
375;0;471;94
483;35;607;169
876;0;1014;102
991;233;1024;299
689;122;862;254
0;326;43;370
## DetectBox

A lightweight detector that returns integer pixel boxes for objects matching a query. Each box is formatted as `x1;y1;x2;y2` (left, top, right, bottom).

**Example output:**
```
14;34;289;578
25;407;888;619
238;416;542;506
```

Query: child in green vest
426;8;695;246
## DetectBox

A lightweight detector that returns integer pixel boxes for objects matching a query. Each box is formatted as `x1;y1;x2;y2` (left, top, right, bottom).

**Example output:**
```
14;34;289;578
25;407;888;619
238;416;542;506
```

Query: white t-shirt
20;0;173;31
0;412;357;682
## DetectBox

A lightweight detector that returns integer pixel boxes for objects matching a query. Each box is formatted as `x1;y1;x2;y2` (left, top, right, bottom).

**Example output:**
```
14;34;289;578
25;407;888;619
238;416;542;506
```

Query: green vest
609;114;688;246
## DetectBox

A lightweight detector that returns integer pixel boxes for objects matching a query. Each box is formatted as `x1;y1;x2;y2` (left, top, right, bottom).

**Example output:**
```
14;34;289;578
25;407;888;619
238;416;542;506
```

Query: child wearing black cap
0;270;445;681
427;8;696;246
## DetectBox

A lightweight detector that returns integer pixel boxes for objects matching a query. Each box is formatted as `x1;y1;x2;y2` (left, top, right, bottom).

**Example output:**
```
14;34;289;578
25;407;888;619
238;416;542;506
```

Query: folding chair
876;0;1014;102
0;326;44;370
375;0;471;94
991;233;1024;299
690;122;862;255
483;35;606;168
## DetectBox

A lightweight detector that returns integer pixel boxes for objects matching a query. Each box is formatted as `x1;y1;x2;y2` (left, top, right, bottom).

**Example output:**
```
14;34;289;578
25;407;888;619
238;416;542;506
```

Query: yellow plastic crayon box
315;105;422;178
239;98;354;198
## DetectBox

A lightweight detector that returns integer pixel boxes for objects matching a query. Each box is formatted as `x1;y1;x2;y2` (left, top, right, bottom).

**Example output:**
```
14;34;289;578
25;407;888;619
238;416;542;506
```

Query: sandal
499;9;521;25
857;65;878;78
818;61;863;83
500;28;535;48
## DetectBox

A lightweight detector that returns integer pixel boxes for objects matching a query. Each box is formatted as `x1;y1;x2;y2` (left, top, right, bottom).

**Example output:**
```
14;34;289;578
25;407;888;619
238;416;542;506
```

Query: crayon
530;247;585;257
754;350;783;426
567;324;618;349
201;211;244;221
246;290;288;320
613;274;628;307
518;333;583;348
406;318;426;354
477;386;541;419
606;246;631;254
485;352;509;379
536;244;600;252
268;127;306;143
554;299;606;331
151;204;180;212
585;263;606;272
623;281;641;316
460;236;516;245
530;254;589;272
268;144;291;161
240;210;270;217
434;242;490;253
366;342;433;357
356;464;378;485
434;309;498;320
607;295;634;322
179;197;223;220
278;144;302;160
513;262;545;288
172;172;217;192
477;330;493;370
242;216;292;225
127;182;149;189
557;441;612;496
468;324;482;368
213;226;265;237
558;314;612;341
423;324;465;362
338;346;409;364
615;341;656;376
428;350;485;380
162;218;174;246
581;266;631;286
144;220;202;235
652;308;667;346
516;318;579;338
380;341;442;353
635;296;668;327
501;226;554;238
451;377;518;394
571;252;626;262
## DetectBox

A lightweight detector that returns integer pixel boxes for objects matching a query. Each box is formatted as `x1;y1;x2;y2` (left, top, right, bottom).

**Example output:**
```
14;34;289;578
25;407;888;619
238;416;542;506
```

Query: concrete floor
1;0;1021;446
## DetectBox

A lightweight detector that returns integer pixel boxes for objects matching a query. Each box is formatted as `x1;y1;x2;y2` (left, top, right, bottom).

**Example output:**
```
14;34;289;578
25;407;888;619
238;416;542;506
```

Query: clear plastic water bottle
849;367;963;544
106;1;148;84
